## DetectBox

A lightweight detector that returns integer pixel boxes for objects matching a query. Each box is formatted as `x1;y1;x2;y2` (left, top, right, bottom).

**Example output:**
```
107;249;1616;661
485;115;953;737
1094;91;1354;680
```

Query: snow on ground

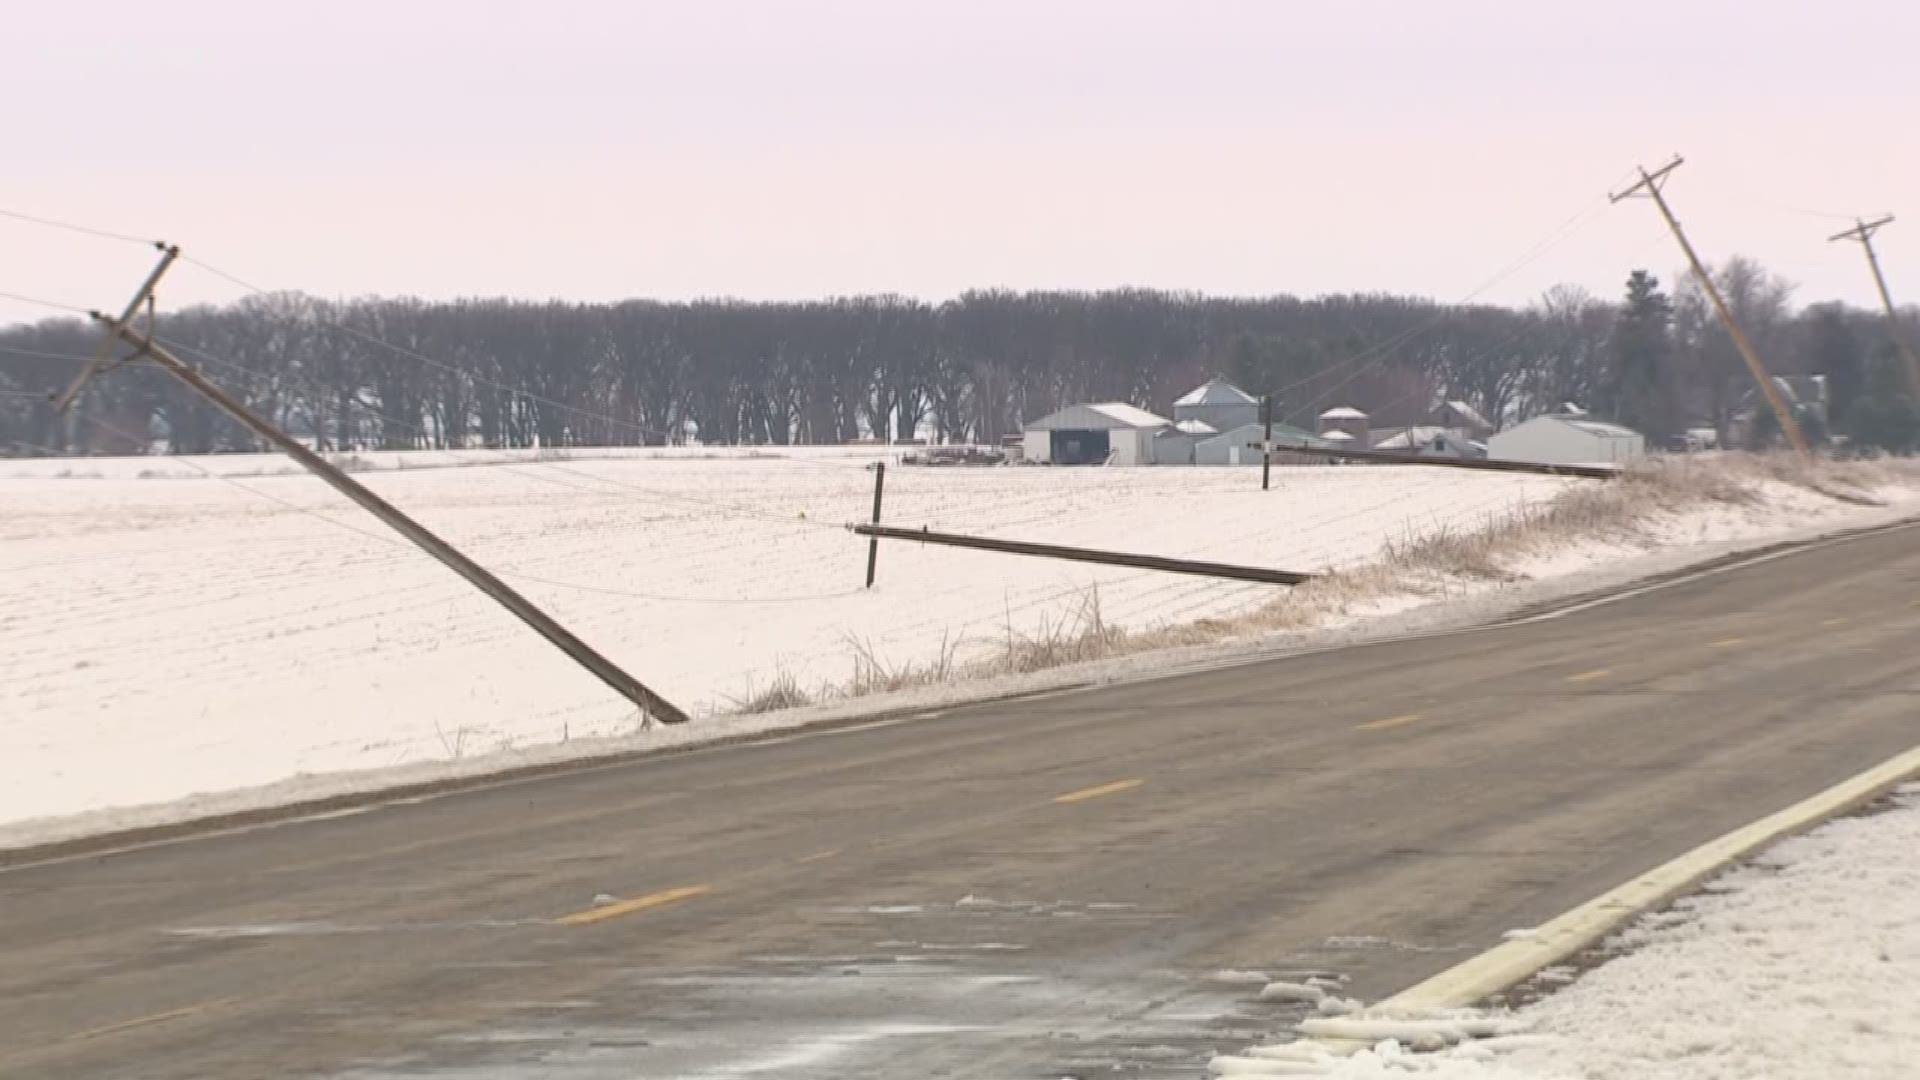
1282;784;1920;1079
0;442;892;480
1;451;1913;843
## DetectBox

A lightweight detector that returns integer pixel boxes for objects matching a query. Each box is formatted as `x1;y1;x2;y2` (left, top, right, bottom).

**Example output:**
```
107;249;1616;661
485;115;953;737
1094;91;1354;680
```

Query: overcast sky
5;0;1918;322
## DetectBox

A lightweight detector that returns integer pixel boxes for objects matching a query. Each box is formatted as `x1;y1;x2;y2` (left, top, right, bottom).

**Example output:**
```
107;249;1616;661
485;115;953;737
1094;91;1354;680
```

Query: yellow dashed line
1356;713;1424;731
1566;669;1612;683
63;1000;226;1043
1709;638;1745;648
1054;778;1143;804
799;849;840;863
1822;617;1848;627
557;884;711;926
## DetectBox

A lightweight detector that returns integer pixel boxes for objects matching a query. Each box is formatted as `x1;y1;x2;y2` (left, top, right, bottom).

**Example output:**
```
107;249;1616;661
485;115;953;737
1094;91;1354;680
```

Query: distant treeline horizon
5;258;1918;457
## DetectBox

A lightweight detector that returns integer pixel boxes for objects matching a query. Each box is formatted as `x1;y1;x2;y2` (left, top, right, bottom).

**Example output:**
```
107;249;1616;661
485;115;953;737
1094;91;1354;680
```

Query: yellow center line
1566;668;1612;683
557;884;711;926
798;849;840;863
63;999;228;1043
1709;637;1745;648
1356;712;1423;731
1822;617;1848;627
1054;778;1143;804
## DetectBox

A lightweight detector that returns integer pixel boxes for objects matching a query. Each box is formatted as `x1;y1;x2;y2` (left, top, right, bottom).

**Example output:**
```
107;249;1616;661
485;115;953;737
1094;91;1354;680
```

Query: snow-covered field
1276;785;1920;1079
0;443;888;481
1;450;1912;842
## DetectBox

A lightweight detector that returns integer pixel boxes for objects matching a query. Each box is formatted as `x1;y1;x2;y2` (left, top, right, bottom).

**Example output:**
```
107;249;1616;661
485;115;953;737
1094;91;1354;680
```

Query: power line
4;293;859;548
0;290;91;315
1281;201;1613;423
148;333;859;532
0;344;100;363
1259;197;1611;417
0;206;157;246
172;255;691;445
32;419;864;605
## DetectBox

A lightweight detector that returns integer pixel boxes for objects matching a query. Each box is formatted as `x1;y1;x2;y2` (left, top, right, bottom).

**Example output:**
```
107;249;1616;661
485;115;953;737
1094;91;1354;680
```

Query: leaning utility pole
1611;157;1810;456
1829;215;1920;398
62;243;689;725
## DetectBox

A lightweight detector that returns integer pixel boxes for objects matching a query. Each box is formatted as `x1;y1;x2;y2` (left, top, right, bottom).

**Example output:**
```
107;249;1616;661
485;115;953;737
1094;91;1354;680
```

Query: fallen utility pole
68;245;689;725
1829;215;1920;399
1611;157;1811;457
851;524;1312;586
1260;441;1622;480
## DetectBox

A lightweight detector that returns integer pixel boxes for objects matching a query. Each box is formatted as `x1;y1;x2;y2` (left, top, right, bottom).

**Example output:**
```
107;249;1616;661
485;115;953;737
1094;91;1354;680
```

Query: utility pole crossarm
1828;214;1895;245
53;241;179;413
1828;215;1920;399
1608;156;1685;204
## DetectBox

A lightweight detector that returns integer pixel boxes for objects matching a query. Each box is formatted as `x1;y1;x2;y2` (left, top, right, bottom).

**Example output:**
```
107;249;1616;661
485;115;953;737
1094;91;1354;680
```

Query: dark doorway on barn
1050;430;1111;465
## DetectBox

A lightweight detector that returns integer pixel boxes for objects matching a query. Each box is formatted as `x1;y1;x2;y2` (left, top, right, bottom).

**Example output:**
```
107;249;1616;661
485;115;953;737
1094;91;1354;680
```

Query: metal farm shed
1172;378;1261;434
1021;402;1172;465
1151;418;1217;465
1489;415;1645;466
1194;421;1333;466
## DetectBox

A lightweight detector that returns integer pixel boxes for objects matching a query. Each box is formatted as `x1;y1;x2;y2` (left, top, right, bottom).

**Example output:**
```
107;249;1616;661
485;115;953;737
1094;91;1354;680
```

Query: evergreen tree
1805;303;1864;427
1843;342;1920;453
1605;271;1676;440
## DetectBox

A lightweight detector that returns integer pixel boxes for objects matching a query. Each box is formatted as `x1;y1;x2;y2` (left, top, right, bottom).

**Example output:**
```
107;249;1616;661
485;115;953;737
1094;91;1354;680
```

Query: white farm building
1173;377;1262;433
1489;414;1645;466
1021;402;1171;465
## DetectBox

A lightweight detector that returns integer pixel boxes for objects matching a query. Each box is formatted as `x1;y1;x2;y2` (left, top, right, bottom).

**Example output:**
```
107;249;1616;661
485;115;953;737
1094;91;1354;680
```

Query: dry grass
724;453;1911;716
845;629;961;695
723;667;817;714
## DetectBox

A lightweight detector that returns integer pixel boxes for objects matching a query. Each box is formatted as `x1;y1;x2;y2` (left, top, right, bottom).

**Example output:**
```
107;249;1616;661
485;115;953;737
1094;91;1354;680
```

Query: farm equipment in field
899;445;1006;467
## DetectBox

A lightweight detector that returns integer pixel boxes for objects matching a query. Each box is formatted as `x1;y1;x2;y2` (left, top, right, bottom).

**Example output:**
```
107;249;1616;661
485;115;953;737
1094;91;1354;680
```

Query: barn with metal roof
1489;414;1644;466
1021;402;1172;465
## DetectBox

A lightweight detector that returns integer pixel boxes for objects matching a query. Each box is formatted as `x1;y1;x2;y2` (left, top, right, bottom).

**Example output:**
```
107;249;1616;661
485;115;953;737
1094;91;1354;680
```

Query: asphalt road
5;523;1920;1079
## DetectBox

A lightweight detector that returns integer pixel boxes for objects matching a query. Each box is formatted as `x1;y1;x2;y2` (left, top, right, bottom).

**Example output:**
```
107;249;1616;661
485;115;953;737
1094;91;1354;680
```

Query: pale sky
5;0;1918;323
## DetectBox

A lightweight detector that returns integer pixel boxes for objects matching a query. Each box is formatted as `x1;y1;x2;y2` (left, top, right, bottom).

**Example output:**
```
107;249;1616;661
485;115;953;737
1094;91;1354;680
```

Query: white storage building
1173;378;1262;433
1193;421;1334;466
1150;418;1217;465
1489;415;1645;466
1317;406;1371;448
1021;402;1172;465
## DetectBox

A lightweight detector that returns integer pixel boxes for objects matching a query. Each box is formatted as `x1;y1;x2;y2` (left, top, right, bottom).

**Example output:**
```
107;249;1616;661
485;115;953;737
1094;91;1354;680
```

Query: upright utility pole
64;245;689;725
864;461;885;588
1259;394;1275;491
1611;157;1810;457
1829;215;1920;398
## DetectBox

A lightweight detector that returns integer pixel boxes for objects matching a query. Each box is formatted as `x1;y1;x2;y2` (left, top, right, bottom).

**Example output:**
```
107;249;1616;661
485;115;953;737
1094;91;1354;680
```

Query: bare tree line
2;259;1914;457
